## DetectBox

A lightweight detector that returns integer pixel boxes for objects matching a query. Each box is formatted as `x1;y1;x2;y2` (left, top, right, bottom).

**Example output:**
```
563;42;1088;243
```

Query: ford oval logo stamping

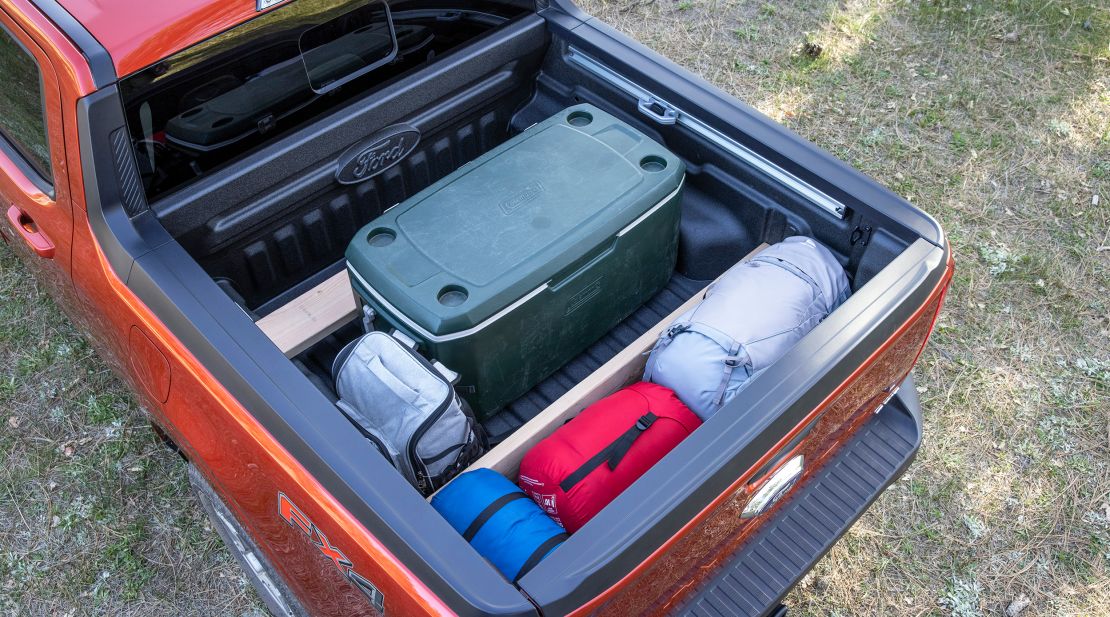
335;125;421;185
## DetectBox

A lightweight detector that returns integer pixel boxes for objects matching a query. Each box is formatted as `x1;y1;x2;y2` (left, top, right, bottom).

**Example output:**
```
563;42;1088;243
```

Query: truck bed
75;4;951;615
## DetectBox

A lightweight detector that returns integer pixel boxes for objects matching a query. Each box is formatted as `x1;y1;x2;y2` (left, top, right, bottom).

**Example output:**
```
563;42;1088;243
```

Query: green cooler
345;104;684;418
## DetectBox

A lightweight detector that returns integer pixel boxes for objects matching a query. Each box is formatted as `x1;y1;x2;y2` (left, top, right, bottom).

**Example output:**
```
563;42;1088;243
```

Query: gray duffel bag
333;330;485;495
644;236;851;420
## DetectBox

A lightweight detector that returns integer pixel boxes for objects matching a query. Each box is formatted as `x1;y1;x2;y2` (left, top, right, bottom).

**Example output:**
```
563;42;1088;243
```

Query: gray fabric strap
752;255;823;298
713;342;749;406
644;323;689;381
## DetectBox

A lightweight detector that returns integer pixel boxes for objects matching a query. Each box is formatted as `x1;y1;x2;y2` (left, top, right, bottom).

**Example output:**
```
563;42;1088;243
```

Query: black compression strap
514;532;568;582
462;492;530;542
559;413;657;492
422;442;466;466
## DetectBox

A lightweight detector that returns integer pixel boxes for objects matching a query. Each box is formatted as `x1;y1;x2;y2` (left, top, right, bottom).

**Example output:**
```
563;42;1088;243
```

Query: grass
0;250;262;613
2;0;1108;615
574;0;1108;614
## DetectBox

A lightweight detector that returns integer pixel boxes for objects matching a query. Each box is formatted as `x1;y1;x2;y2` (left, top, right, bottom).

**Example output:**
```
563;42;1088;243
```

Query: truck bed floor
481;273;707;439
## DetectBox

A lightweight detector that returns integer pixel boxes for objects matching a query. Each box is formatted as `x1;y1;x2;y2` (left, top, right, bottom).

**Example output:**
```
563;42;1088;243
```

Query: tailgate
676;377;924;616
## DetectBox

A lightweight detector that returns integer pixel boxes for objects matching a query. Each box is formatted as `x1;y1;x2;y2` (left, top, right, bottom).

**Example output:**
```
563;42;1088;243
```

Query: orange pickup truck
0;1;951;615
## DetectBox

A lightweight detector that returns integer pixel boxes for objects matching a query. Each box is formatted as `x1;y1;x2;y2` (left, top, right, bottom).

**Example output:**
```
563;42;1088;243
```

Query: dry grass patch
580;0;1107;615
0;249;263;615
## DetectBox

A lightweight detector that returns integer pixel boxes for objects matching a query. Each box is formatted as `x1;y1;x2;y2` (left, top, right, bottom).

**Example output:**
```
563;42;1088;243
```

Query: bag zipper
335;400;397;470
389;337;475;494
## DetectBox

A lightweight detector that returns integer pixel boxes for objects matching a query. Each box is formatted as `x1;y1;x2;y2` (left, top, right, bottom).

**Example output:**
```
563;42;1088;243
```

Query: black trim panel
153;13;549;233
28;0;116;87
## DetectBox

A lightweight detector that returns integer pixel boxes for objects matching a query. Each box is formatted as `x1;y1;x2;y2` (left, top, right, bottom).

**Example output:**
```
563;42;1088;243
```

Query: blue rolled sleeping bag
431;468;567;581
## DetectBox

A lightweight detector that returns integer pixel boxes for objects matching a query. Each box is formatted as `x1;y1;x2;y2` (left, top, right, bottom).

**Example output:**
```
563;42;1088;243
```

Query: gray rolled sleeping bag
644;236;851;420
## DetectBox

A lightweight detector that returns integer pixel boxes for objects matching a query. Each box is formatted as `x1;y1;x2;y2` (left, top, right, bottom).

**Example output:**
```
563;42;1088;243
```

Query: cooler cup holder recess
181;108;203;119
366;227;396;247
640;155;667;172
211;116;234;128
566;110;593;127
438;285;468;307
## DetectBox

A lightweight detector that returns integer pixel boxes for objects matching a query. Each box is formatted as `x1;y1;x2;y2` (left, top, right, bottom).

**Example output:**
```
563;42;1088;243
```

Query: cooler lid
397;123;639;286
346;104;684;335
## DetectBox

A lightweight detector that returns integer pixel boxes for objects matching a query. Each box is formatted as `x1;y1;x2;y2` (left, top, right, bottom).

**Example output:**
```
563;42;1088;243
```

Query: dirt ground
1;1;1107;615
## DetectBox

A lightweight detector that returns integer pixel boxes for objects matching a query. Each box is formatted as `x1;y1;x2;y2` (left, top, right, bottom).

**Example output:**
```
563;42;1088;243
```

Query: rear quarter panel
67;210;450;616
4;2;451;613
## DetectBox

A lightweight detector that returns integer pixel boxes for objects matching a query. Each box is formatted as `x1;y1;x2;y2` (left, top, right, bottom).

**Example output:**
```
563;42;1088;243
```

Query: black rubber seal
29;0;116;87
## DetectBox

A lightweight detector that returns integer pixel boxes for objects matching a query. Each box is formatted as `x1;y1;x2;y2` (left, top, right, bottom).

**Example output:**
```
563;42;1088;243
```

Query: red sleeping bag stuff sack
517;382;701;533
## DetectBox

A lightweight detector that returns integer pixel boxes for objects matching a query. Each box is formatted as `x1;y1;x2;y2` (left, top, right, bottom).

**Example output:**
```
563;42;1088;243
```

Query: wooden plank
257;270;360;357
468;243;770;481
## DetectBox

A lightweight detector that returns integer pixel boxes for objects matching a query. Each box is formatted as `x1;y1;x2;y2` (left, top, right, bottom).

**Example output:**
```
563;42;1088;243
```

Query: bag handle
389;329;461;385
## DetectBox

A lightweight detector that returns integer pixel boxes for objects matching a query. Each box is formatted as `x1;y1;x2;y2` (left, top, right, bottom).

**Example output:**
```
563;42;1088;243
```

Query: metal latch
741;455;805;519
876;384;900;413
637;96;679;125
257;113;276;135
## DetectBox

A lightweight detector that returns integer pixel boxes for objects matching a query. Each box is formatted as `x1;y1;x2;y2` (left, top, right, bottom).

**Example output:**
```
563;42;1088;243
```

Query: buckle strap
608;413;656;470
513;532;568;582
462;492;531;542
714;343;750;406
559;413;657;492
644;323;690;380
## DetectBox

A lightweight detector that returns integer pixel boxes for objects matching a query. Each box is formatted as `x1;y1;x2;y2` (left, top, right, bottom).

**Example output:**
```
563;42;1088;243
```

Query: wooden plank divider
256;270;360;357
256;244;768;497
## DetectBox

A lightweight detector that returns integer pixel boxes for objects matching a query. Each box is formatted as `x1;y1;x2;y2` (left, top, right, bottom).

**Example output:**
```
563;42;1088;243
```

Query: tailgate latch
741;455;805;519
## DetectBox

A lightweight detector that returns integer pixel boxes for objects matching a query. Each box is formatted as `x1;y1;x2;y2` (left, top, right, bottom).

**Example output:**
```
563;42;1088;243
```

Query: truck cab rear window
118;0;516;202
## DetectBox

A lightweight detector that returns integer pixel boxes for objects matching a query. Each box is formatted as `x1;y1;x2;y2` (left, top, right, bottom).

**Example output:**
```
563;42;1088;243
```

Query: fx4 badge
335;124;421;185
278;493;386;614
